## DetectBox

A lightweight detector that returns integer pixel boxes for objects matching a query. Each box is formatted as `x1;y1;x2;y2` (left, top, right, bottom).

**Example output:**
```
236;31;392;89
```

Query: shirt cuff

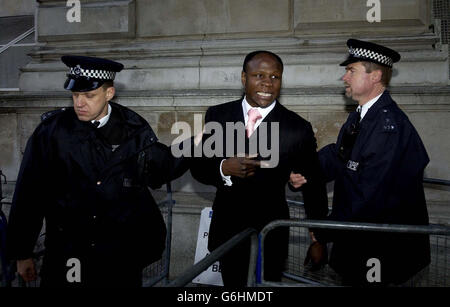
220;159;233;186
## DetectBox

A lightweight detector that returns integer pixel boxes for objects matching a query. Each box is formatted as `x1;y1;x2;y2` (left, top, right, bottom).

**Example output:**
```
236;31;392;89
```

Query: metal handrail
163;182;174;285
0;170;6;202
0;27;35;55
256;219;450;285
0;170;11;287
168;228;259;287
423;177;450;186
262;219;450;236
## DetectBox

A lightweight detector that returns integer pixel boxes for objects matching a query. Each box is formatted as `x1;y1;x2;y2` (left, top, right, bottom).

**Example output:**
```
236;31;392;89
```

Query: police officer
291;39;430;285
7;55;189;287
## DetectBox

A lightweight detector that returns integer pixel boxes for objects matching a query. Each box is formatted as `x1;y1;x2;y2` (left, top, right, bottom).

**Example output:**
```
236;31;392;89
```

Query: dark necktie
92;120;100;128
355;106;361;127
338;106;361;161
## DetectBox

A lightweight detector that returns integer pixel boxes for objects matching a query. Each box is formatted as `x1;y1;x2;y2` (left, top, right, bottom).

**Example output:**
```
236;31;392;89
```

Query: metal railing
1;176;449;287
167;176;450;287
168;228;259;287
0;170;11;287
0;27;35;55
142;182;175;287
255;218;450;287
423;177;450;186
0;26;35;90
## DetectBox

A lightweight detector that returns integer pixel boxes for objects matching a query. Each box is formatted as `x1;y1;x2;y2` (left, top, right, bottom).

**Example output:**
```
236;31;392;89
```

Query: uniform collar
359;92;383;120
91;104;111;128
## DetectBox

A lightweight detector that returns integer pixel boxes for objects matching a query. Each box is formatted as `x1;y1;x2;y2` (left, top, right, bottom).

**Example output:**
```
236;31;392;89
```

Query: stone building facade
1;0;449;279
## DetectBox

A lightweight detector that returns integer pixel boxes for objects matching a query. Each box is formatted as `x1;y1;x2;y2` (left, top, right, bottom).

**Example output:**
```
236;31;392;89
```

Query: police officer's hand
304;241;328;271
222;156;261;178
17;258;37;282
289;172;307;189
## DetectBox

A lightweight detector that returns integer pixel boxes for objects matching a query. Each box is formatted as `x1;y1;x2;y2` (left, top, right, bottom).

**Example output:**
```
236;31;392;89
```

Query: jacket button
97;181;101;185
91;242;96;247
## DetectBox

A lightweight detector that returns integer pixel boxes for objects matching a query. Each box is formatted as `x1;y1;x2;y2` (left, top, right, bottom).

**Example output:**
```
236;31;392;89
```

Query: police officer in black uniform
7;55;189;287
291;39;430;286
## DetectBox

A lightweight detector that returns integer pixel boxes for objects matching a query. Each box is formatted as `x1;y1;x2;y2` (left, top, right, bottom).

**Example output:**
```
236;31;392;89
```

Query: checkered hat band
69;66;116;80
349;47;393;67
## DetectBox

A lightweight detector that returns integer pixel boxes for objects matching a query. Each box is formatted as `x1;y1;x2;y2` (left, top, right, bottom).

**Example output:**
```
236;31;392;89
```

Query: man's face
72;86;114;121
342;62;376;104
241;53;283;108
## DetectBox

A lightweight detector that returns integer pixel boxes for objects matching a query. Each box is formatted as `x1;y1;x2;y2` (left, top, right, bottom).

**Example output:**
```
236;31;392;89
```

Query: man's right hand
17;258;37;282
289;172;307;189
222;156;261;178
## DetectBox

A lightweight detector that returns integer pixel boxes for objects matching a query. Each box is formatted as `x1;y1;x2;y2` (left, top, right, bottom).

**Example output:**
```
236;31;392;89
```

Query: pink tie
246;108;262;137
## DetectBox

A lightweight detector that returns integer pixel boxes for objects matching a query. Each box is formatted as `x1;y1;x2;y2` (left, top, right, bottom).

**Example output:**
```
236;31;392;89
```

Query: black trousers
218;227;288;287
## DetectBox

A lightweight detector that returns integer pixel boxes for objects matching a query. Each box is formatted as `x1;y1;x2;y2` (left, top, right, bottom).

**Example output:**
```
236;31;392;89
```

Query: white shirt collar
91;104;111;128
242;96;276;127
359;92;383;120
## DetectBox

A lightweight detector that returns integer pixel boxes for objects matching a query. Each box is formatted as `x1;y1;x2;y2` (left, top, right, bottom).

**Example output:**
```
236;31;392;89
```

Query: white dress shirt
220;96;277;186
359;92;383;121
91;104;112;128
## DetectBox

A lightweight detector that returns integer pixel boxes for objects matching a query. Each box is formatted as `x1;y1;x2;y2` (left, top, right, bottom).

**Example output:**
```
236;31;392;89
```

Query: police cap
61;55;124;92
340;39;401;68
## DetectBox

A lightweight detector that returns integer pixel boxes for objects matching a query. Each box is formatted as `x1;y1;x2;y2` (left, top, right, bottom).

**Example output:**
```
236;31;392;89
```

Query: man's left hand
304;241;328;271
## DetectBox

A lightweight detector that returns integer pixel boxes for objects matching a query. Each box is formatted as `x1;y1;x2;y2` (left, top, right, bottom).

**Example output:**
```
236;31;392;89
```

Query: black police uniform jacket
319;90;430;285
7;102;186;286
190;99;329;284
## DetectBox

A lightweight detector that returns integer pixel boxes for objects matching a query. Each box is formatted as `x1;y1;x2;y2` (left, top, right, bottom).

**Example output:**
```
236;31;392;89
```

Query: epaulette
41;108;68;122
381;108;396;132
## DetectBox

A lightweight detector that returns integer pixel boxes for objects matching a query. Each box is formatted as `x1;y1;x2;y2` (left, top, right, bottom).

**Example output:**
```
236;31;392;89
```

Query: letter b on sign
366;258;381;283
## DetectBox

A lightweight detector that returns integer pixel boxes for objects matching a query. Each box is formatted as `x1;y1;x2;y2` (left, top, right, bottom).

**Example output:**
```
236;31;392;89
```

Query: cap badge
73;65;82;76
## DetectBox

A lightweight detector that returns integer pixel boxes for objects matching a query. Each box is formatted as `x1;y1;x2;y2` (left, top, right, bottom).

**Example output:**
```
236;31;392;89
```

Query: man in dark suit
191;51;329;286
291;39;430;285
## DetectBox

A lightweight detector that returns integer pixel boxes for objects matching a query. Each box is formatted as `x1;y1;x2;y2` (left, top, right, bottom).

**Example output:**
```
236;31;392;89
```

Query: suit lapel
251;100;280;137
231;99;246;156
233;98;245;124
222;98;279;156
250;101;281;162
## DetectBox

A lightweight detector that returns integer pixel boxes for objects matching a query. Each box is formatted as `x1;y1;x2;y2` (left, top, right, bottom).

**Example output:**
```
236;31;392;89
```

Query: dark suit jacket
191;98;328;253
319;90;430;284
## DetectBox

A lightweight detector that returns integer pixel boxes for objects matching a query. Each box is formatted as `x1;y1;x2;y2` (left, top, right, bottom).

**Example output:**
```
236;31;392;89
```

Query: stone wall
0;0;34;17
1;0;449;281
